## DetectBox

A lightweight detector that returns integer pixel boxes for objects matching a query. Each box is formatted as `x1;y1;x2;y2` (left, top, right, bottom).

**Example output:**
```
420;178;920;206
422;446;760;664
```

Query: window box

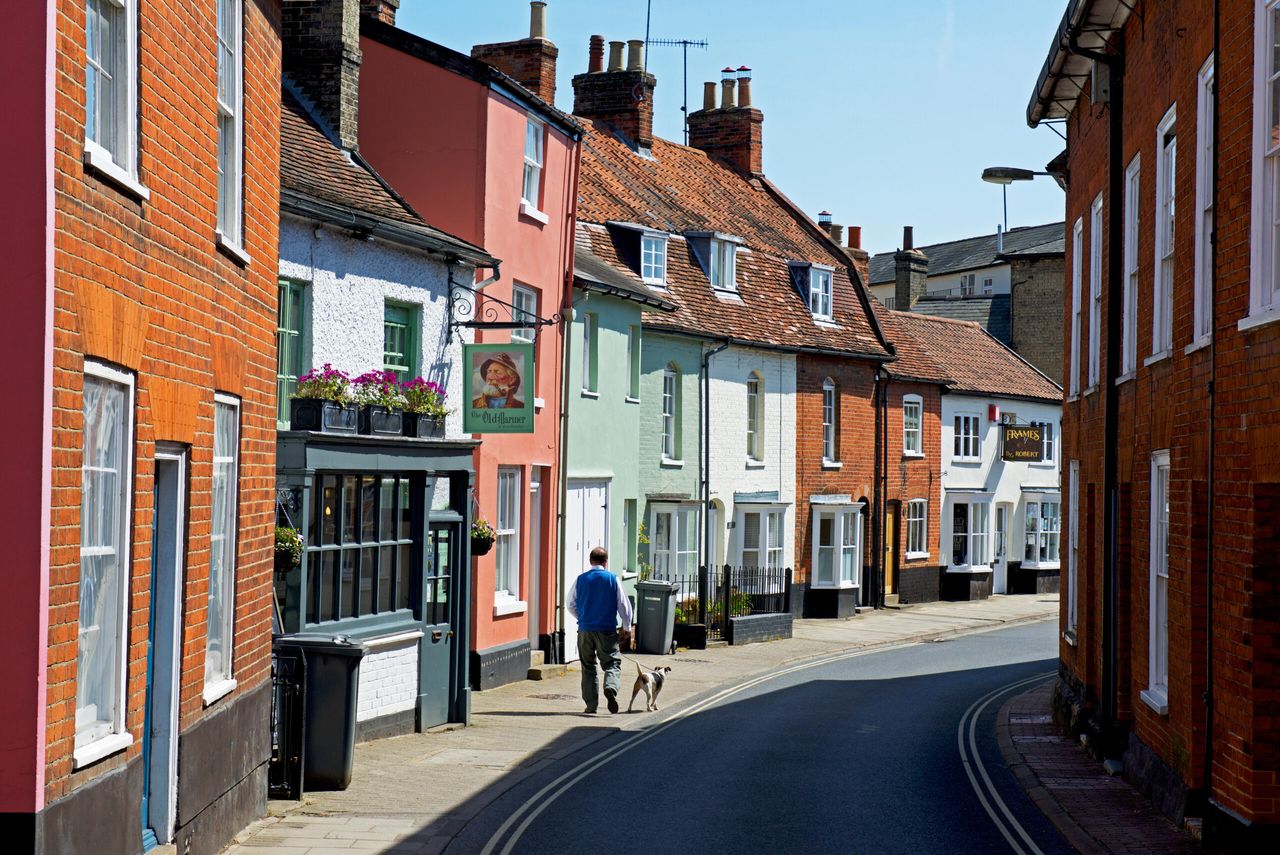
402;412;445;439
359;405;404;436
290;398;359;434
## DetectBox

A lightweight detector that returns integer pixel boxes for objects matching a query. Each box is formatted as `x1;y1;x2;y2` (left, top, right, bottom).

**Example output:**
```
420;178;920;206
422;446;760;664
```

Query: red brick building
0;1;281;853
1028;1;1280;848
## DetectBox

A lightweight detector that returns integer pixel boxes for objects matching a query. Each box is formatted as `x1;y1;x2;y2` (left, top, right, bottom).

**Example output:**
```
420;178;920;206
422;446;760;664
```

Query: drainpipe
702;339;731;571
1067;22;1124;741
1202;0;1220;811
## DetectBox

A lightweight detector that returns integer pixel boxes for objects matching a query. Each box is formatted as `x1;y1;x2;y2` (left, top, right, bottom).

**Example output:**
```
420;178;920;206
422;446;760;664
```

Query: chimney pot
721;67;735;80
529;1;547;39
720;76;736;109
737;68;753;107
818;210;832;225
607;40;625;71
626;39;644;71
830;224;845;245
702;81;716;111
588;34;604;72
903;226;914;251
848;225;863;250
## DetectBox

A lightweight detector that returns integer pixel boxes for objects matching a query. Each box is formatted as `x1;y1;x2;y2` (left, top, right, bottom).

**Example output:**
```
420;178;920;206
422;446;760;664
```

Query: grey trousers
578;630;621;711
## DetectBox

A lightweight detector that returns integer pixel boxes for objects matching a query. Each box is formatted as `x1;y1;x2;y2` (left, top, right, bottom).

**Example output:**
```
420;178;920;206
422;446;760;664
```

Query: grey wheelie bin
274;633;367;790
635;580;679;655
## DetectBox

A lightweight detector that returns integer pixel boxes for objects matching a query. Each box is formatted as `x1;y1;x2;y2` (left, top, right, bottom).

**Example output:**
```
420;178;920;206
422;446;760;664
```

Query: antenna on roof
648;37;709;144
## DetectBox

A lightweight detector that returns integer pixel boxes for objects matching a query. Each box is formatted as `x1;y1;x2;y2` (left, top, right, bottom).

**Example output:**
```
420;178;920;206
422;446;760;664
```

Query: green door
419;522;457;727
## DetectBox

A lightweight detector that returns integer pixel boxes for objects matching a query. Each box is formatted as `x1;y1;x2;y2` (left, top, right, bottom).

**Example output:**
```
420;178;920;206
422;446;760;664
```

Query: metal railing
662;565;793;641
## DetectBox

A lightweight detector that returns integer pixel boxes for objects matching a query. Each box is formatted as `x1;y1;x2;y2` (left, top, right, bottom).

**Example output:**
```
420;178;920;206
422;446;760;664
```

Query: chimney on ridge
845;225;871;286
687;65;764;177
358;0;398;25
571;34;657;149
471;1;560;104
283;0;364;151
894;226;929;310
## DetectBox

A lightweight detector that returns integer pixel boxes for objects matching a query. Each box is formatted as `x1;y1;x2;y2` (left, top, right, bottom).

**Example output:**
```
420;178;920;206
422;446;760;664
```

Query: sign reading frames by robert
1001;424;1045;462
463;343;535;434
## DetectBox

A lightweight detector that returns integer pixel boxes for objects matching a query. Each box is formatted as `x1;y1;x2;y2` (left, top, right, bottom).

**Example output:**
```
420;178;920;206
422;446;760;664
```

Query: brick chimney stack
471;1;560;104
845;225;871;286
283;0;363;152
571;35;657;149
894;226;928;310
358;0;398;24
687;65;764;177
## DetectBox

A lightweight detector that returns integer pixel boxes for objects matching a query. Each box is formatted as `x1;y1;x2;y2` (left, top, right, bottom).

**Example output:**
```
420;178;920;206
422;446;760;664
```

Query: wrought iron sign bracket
446;269;567;344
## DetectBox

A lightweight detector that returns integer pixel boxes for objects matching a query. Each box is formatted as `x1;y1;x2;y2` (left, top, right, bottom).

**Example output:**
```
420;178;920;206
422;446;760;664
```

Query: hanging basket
471;535;495;557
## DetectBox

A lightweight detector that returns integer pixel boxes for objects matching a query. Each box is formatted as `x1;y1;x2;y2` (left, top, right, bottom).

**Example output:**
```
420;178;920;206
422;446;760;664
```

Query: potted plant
274;526;304;573
353;369;407;436
471;517;496;556
290;364;358;433
401;377;449;438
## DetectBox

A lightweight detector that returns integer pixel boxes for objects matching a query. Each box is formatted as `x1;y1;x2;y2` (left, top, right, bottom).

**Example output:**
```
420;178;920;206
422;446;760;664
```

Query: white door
994;503;1010;594
528;470;542;648
564;480;609;662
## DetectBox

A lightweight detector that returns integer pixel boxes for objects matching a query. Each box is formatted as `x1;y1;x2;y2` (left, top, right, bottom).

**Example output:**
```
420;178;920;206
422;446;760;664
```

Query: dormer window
642;232;667;286
709;239;737;291
809;267;833;320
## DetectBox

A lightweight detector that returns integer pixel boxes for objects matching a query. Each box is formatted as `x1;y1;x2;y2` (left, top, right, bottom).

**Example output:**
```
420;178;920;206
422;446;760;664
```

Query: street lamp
982;166;1053;232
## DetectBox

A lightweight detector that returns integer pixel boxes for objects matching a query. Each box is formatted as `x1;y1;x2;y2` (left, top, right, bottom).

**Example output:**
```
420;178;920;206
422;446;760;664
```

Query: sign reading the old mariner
1001;424;1045;462
463;342;535;434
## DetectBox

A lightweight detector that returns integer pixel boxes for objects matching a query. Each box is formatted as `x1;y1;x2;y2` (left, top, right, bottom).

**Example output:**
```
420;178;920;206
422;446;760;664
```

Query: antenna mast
647;37;709;144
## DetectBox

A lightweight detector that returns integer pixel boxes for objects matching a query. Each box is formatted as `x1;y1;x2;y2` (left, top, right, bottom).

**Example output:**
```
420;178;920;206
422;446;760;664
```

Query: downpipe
702;339;730;572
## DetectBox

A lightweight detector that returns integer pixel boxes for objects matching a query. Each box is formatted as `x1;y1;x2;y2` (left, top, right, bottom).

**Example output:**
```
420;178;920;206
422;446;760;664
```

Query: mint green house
562;245;674;660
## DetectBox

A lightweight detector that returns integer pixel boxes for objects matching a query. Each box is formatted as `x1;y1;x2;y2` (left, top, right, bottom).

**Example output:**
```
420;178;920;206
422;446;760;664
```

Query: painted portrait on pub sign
462;342;535;433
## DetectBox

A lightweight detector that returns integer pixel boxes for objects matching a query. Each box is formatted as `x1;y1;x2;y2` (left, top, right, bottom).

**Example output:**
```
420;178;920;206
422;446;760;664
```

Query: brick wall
687;105;764;177
47;0;280;804
471;40;558;105
356;636;420;722
885;381;943;598
1057;0;1280;831
1010;254;1066;385
571;68;655;148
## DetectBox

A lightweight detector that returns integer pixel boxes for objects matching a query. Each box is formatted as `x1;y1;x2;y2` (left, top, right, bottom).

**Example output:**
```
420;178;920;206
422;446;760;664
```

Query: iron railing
663;565;792;641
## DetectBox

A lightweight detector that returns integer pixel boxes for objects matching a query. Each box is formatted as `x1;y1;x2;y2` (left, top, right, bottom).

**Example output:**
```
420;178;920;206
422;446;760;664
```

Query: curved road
446;620;1072;855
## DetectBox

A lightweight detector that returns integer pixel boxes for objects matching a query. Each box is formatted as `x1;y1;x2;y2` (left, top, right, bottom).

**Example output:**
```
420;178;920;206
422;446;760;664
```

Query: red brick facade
1040;0;1280;841
35;0;280;847
883;381;943;597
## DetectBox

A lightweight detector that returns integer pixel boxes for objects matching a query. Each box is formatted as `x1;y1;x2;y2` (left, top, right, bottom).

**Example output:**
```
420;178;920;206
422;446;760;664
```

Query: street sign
463;342;535;434
1001;424;1045;462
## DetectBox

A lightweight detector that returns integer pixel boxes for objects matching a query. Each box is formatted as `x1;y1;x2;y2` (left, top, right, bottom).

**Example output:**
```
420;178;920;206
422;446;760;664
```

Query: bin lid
636;579;680;592
274;632;367;656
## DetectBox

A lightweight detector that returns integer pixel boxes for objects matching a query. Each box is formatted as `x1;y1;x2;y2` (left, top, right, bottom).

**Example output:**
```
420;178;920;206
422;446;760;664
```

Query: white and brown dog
627;661;671;712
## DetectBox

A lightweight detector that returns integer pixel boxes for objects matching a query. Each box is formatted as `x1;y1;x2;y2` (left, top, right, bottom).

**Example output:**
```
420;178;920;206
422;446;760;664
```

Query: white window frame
809;266;833;320
1153;105;1177;358
204;393;240;705
982;277;994;295
1249;0;1280;326
953;412;981;462
581;312;598;395
1022;494;1061;569
84;0;146;197
649;504;699;580
1122;156;1141;376
960;273;976;296
810;504;864;589
1070;217;1083;395
746;372;764;462
511;284;538;343
1030;419;1056;465
906;499;928;558
736;507;786;572
522;116;544;212
495;468;522;601
1192;55;1215;348
1066;461;1079;637
75;360;136;767
902;394;923;457
216;0;245;254
822;379;838;464
661;366;679;462
709;239;737;291
949;500;991;570
642;232;668;286
1088;193;1103;389
1142;450;1171;715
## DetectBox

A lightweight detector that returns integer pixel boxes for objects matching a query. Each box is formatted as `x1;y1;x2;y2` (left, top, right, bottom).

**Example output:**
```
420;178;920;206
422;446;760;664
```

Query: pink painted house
358;2;581;688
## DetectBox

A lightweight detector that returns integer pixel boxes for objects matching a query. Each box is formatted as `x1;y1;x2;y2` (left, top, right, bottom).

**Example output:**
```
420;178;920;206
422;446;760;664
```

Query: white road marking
957;671;1055;855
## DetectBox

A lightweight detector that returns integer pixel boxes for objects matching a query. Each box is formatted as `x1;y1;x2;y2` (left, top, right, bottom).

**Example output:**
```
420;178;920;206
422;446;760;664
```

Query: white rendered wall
279;216;472;436
707;346;797;569
870;263;1012;306
355;635;421;722
939;393;1062;570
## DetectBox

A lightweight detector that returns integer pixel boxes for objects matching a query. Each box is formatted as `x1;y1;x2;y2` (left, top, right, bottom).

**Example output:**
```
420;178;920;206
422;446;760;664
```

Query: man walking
567;546;633;714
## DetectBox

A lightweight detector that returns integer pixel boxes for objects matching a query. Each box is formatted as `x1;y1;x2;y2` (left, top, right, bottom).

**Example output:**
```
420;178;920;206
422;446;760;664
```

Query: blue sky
401;0;1068;256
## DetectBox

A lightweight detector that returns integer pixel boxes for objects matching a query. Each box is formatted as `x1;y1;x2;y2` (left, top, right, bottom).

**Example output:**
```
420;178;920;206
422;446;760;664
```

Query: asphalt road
448;620;1073;855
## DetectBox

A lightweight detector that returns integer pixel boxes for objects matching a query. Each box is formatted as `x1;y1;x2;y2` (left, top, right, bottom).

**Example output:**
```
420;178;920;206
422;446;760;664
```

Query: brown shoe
605;688;619;714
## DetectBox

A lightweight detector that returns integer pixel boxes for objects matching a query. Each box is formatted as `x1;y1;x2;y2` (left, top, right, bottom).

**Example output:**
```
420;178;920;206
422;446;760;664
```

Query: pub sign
463;342;535;434
1001;424;1044;462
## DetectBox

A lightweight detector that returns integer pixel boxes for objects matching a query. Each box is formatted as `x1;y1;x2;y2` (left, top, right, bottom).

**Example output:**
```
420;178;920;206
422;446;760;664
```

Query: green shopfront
275;431;476;736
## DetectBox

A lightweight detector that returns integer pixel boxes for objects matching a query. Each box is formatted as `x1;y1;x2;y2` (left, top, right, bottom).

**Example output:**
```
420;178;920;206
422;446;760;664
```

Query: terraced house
568;35;904;632
2;1;281;853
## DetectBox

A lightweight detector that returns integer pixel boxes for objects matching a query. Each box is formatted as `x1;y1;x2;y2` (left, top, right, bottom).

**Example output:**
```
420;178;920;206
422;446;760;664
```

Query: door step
884;594;901;607
528;662;577;681
529;649;546;668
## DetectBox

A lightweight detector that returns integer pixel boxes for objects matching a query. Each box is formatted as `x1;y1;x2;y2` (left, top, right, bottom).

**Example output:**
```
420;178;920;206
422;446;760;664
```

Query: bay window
650;505;699;579
1023;498;1061;567
738;508;785;570
812;505;862;588
951;501;990;568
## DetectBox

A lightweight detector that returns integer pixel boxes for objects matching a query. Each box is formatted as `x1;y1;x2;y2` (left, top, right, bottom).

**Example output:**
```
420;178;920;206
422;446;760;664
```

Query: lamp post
981;166;1054;232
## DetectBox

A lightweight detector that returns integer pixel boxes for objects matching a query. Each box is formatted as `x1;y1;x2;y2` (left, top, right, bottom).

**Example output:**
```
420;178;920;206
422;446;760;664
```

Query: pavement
996;681;1199;855
224;594;1061;855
